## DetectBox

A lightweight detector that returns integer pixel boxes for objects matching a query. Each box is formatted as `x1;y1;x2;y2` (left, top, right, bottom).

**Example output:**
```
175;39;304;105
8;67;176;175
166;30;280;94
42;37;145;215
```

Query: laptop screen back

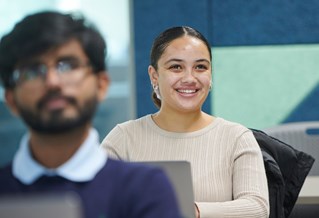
140;161;195;218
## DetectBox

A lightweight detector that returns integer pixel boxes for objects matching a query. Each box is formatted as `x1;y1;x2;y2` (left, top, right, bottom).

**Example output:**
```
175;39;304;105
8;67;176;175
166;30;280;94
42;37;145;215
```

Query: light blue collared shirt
12;128;107;185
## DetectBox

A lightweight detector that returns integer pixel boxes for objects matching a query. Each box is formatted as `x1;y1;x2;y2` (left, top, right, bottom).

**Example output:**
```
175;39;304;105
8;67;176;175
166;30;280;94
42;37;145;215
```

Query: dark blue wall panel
210;0;319;46
284;83;319;123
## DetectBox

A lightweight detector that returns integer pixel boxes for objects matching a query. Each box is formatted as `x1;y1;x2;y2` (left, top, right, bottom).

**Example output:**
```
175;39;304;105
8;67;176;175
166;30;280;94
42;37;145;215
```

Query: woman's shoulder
116;114;152;129
215;117;251;134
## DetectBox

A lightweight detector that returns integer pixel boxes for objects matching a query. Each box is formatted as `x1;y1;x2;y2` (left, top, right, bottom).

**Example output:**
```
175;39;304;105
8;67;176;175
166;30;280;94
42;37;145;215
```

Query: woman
101;26;269;218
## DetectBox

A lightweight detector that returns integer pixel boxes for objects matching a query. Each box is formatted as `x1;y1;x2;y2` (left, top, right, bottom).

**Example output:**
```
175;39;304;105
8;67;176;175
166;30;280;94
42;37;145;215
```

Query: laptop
0;192;83;218
140;160;195;218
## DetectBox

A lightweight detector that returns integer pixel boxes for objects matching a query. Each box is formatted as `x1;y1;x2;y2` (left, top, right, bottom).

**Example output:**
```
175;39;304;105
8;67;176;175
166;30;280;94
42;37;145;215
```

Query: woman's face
149;36;212;113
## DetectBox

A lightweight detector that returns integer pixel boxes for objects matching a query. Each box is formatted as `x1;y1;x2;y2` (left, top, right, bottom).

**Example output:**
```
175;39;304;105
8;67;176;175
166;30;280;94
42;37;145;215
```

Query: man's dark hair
0;11;107;89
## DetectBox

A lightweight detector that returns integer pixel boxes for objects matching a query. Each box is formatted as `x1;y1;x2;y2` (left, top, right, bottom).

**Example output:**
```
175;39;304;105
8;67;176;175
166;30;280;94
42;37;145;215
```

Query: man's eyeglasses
12;58;92;86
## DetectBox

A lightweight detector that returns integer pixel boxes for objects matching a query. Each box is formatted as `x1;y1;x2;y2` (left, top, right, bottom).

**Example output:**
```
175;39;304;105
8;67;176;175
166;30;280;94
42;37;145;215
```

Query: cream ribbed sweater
101;115;269;218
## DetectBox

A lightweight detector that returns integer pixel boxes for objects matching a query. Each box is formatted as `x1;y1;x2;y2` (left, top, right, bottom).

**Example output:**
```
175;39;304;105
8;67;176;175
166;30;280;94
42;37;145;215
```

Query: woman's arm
196;131;269;218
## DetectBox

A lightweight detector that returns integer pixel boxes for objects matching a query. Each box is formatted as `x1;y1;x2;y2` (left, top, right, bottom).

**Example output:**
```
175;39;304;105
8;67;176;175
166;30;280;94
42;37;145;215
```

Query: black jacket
252;129;315;218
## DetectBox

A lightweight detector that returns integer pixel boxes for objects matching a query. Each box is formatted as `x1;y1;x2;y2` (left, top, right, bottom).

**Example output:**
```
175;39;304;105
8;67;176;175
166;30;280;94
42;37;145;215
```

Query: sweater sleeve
197;130;269;218
101;125;128;160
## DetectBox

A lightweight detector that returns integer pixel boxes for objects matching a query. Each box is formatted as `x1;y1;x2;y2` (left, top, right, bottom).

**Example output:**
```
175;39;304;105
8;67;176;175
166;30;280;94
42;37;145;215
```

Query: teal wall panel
212;44;319;129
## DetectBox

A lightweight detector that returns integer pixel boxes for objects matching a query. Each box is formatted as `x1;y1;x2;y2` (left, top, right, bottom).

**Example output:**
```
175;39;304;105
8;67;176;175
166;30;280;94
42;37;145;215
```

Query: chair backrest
289;204;319;218
263;121;319;176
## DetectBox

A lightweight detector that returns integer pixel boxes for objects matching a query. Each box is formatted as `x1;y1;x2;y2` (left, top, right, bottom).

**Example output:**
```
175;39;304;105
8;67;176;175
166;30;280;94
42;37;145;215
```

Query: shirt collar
13;128;107;185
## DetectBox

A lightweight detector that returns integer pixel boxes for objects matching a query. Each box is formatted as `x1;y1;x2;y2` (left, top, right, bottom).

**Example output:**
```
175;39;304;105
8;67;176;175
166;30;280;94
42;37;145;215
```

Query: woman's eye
196;64;208;70
169;65;182;70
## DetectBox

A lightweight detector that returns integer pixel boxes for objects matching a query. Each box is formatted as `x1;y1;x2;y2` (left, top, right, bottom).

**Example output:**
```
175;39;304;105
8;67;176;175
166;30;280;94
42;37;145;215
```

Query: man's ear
5;89;19;116
148;65;159;85
96;71;110;102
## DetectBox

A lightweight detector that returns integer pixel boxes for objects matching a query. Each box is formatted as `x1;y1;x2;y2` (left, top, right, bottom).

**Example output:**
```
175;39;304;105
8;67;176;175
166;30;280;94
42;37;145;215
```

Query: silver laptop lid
140;161;195;218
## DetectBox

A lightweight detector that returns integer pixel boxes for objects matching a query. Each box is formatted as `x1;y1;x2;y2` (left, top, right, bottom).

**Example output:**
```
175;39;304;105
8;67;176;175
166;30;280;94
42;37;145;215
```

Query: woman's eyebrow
164;58;183;65
195;59;211;64
164;58;211;65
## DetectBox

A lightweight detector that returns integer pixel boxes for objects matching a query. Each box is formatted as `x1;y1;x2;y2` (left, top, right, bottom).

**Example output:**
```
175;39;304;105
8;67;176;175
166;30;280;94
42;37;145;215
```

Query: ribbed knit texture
101;115;269;218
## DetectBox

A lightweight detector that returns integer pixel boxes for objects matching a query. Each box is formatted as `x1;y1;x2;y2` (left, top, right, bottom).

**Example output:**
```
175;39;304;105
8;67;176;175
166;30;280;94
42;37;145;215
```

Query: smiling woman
148;35;212;119
101;26;270;218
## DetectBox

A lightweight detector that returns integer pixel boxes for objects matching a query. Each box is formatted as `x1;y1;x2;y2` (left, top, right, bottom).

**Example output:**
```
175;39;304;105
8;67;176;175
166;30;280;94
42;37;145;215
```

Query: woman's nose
181;69;196;83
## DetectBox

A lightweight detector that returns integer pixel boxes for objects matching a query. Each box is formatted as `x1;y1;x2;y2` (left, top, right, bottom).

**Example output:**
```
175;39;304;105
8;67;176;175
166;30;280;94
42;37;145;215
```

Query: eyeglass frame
11;56;93;86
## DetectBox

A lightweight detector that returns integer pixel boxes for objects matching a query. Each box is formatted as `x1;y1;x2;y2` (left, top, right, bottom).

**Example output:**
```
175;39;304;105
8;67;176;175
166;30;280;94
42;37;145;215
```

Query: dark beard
17;96;98;134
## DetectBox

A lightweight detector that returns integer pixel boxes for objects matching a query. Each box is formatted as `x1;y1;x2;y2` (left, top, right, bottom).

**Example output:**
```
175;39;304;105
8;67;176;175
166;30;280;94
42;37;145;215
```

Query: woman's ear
148;65;159;85
96;71;110;102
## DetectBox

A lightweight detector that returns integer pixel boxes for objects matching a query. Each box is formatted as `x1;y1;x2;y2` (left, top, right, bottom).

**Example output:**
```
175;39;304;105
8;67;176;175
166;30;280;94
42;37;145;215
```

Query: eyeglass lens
13;57;90;85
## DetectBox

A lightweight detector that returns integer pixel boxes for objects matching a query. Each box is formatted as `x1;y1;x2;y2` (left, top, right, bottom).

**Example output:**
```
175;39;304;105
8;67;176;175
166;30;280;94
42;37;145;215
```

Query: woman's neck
152;109;214;133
